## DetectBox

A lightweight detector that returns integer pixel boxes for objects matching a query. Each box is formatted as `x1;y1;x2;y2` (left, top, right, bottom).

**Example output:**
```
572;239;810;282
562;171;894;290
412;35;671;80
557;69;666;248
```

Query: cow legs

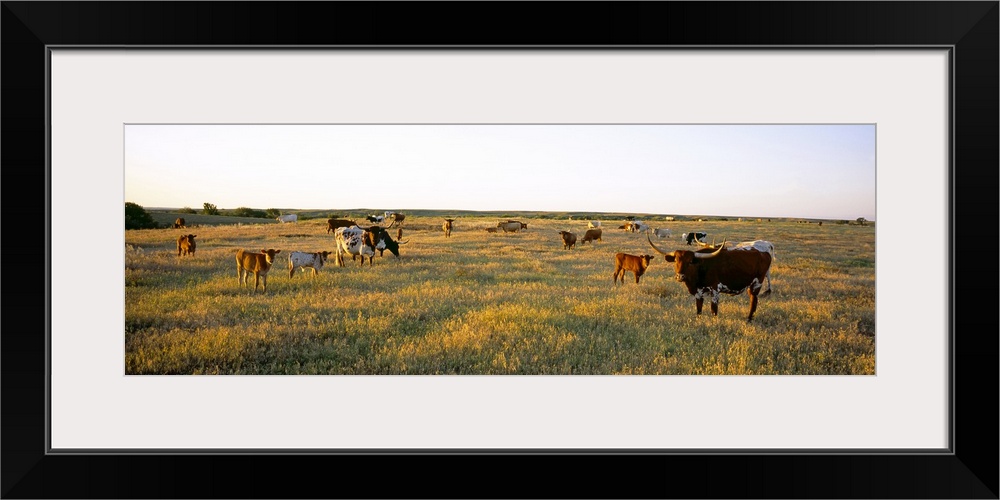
695;296;704;314
747;290;759;322
253;273;261;293
710;291;720;316
613;269;622;284
634;272;641;284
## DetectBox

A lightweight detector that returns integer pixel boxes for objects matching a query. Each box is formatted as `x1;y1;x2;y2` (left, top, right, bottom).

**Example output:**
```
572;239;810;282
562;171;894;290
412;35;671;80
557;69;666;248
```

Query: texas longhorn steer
558;231;577;250
442;218;455;237
647;233;774;321
236;248;281;293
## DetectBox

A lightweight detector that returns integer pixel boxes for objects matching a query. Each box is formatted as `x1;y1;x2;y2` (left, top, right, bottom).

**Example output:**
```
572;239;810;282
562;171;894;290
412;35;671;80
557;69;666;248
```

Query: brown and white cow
327;218;357;234
558;231;577;250
236;248;281;293
612;253;654;284
174;217;186;229
364;226;407;258
177;234;196;256
335;226;376;266
288;250;332;278
581;228;602;244
647;233;774;321
443;218;455;238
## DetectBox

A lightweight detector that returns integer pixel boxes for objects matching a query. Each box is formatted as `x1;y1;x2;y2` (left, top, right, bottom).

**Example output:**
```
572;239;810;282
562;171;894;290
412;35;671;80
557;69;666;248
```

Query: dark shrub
125;202;159;229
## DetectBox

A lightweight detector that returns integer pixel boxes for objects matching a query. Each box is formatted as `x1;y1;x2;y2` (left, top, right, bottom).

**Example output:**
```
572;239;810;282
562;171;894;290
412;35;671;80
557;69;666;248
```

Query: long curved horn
398;239;410;245
646;232;670;256
694;239;727;260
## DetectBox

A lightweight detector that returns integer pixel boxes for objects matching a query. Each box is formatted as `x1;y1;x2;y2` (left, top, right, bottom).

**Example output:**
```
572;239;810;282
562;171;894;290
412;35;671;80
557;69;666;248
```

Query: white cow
632;221;650;233
652;228;672;238
288;251;332;278
276;214;298;223
588;220;602;229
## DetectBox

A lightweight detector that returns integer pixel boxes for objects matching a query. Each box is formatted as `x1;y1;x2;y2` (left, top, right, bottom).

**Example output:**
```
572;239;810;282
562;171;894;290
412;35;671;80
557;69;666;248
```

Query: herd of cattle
163;214;776;321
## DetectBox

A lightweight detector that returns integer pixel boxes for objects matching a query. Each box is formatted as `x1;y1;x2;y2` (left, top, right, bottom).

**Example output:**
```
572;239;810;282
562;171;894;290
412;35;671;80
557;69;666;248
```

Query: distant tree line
202;202;281;218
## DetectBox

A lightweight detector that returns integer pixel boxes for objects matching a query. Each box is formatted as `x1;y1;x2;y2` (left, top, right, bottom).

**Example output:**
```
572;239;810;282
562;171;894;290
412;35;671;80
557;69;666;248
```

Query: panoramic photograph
124;124;876;375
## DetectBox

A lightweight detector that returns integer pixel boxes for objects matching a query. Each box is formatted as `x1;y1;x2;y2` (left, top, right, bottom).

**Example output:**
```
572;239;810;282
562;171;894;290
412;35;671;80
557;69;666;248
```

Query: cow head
259;248;281;264
647;233;724;282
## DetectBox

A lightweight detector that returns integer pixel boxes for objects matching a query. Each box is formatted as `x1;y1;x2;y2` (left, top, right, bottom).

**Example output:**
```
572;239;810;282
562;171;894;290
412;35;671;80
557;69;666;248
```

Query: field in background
125;213;875;375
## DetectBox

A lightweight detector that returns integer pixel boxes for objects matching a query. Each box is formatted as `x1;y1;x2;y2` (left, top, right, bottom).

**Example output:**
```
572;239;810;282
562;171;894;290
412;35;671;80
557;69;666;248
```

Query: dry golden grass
125;216;875;375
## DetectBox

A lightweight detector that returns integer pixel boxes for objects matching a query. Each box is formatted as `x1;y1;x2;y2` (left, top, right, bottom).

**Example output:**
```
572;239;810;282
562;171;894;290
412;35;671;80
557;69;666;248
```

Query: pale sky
125;124;876;220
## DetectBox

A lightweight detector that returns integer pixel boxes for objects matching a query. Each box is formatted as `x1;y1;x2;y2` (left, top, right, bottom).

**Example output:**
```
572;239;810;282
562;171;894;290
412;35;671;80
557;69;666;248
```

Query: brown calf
443;218;455;237
177;234;196;256
236;248;281;293
558;231;577;250
613;253;654;284
174;217;186;229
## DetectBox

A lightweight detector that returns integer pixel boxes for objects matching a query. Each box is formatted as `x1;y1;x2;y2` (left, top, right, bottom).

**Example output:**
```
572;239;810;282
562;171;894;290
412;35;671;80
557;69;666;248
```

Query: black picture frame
3;2;996;498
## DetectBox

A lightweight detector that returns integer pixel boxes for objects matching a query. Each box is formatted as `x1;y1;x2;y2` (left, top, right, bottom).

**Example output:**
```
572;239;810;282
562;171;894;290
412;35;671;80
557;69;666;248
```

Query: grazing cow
485;227;498;233
613;253;655;284
652;228;672;238
633;221;650;233
335;226;376;266
177;234;196;256
236;248;281;293
366;215;385;224
327;218;357;234
558;231;577;250
647;233;774;321
174;217;186;229
581;228;602;244
497;221;522;233
386;213;405;227
682;232;707;245
443;218;455;237
276;214;298;223
288;250;332;278
364;225;407;258
588;221;602;229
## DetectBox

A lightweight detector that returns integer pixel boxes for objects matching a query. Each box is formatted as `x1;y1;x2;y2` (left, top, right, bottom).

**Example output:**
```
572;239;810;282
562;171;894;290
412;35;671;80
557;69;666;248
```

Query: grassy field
125;213;875;375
